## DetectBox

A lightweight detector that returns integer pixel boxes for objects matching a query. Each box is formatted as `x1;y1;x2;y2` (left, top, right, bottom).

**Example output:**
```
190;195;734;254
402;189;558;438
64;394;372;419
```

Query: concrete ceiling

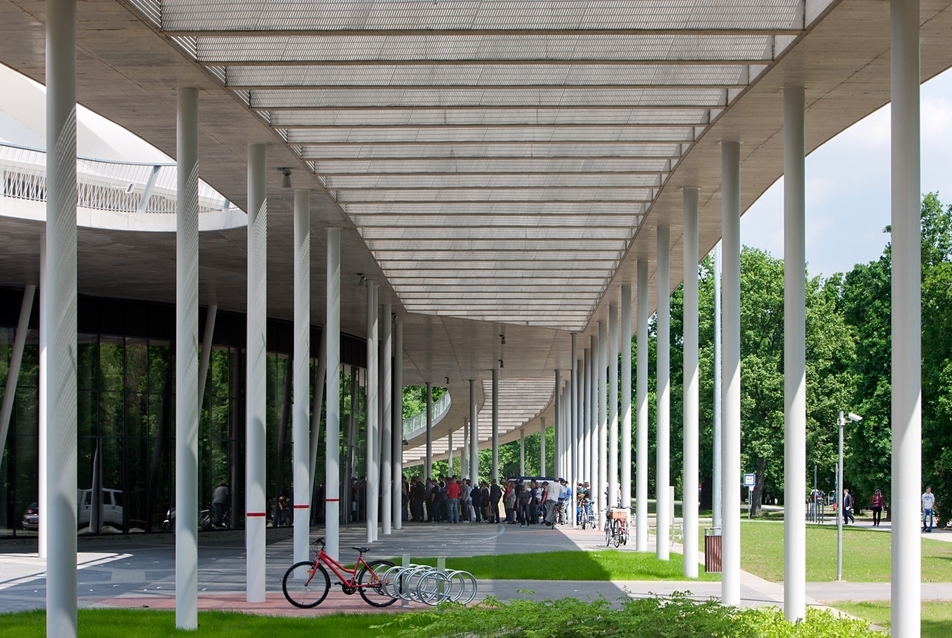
1;0;951;453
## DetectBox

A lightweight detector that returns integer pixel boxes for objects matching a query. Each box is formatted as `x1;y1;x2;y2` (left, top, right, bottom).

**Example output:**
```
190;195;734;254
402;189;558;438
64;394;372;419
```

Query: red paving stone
87;590;426;617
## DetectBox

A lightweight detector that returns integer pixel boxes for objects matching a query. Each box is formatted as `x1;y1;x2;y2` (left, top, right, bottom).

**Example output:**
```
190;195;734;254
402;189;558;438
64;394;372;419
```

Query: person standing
212;482;229;528
543;478;563;526
445;476;462;524
842;488;855;525
870;489;885;527
922;485;936;532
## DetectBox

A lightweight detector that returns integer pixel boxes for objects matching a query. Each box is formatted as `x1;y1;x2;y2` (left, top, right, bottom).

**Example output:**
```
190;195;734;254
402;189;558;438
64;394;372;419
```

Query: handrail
403;391;451;439
0;142;237;216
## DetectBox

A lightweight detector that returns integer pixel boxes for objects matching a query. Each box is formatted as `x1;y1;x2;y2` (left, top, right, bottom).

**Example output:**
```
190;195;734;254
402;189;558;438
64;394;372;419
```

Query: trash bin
704;528;722;573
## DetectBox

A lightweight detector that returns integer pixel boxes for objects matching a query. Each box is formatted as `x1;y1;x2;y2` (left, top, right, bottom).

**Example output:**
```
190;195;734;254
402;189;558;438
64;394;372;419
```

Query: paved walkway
1;521;949;616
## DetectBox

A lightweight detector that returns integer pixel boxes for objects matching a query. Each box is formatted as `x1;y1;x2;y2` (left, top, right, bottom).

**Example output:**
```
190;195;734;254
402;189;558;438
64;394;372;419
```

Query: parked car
77;488;124;528
21;502;38;530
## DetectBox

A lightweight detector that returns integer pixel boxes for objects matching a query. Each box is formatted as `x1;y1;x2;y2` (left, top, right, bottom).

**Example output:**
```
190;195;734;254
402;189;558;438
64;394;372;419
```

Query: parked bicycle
578;500;595;529
282;536;396;608
604;508;629;547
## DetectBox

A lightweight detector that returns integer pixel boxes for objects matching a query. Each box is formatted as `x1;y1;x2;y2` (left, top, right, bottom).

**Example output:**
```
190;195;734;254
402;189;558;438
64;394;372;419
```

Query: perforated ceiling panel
132;0;807;330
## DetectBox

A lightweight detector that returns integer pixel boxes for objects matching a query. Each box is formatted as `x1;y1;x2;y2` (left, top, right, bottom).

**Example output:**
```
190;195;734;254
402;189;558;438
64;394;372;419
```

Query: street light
837;410;863;581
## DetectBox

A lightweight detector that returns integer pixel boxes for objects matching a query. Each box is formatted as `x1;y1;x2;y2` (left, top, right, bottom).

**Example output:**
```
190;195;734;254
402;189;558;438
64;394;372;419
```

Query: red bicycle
282;537;396;608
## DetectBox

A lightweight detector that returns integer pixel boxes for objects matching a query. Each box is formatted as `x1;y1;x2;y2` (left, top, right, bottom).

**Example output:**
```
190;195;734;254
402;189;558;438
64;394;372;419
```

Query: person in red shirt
445;476;462;523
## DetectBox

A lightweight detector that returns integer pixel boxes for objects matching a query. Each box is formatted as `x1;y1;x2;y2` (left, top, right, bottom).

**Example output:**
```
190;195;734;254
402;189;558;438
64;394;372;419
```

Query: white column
175;86;200;628
492;369;499;479
590;334;599;514
245;143;267;603
608;305;619;511
381;304;393;535
555;370;562;478
621;285;632;511
783;85;807;619
425;382;433;479
0;286;35;470
713;243;723;531
656;225;671;561
462;418;469;479
597;321;608;529
520;428;526;475
292;190;311;562
721;139;742;606
581;348;590;489
636;260;649;551
393;316;404;530
39;233;47;558
324;227;341;560
571;332;579;525
891;1;921;633
683;189;700;579
540;417;546;476
469;380;478;483
448;429;454;474
366;281;378;543
45;1;78;633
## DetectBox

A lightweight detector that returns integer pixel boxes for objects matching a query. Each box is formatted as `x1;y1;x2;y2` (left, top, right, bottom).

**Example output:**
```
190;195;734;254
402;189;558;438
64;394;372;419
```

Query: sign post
743;473;756;519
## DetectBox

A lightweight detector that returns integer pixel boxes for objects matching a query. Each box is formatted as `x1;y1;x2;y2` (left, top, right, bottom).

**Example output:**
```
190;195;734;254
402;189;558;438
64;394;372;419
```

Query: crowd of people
404;475;573;527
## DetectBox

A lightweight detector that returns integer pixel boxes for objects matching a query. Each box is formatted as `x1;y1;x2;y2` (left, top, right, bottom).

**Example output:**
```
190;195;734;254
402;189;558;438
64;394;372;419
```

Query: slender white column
636;260;649;551
366;281;378;543
393;316;404;530
588;334;605;518
462;418;469;479
292;190;311;563
891;1;921;634
175;86;200;628
381;304;393;535
582;348;591;489
783;85;807;619
324;227;341;560
39;233;47;558
656;226;671;561
597;321;608;529
0;286;35;467
621;285;632;511
45;1;78;633
469;380;479;483
448;429;454;474
425;383;433;479
520;428;526;475
683;189;700;578
721;140;742;606
245;143;267;603
571;333;579;526
608;306;619;511
713;244;722;531
492;369;499;479
199;305;217;407
309;337;326;495
555;371;562;477
540;417;546;476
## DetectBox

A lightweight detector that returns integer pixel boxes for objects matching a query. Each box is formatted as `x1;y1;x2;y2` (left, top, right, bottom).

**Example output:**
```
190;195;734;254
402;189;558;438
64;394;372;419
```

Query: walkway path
1;521;949;616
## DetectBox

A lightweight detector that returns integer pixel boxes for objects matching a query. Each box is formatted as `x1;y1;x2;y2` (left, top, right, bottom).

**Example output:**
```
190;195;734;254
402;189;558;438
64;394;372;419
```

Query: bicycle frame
313;549;373;588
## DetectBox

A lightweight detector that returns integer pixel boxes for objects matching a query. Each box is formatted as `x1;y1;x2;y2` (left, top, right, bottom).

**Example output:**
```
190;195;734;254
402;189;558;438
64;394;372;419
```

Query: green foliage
387;593;876;638
833;600;952;637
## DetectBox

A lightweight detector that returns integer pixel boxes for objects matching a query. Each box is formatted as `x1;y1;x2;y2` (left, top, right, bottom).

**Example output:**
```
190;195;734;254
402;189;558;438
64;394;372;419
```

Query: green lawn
734;520;952;582
0;609;421;638
833;601;952;637
412;549;720;581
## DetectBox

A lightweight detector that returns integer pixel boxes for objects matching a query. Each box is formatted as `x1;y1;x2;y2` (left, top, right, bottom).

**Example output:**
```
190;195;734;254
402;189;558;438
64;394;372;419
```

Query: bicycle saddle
352;546;371;553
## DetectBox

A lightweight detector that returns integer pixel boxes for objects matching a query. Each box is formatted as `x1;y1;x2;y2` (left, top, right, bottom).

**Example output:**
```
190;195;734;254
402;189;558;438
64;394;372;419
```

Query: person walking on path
842;488;855;524
923;486;936;532
870;489;885;527
212;482;229;528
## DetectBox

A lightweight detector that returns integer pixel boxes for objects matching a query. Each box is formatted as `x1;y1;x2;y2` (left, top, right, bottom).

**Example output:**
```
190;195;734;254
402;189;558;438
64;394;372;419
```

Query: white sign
743;473;756;487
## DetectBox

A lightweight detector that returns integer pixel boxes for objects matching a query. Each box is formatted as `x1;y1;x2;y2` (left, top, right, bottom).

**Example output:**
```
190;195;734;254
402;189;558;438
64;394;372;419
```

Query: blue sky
741;67;952;278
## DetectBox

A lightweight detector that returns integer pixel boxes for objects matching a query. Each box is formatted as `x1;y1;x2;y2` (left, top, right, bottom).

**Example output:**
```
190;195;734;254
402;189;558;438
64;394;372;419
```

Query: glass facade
0;288;369;537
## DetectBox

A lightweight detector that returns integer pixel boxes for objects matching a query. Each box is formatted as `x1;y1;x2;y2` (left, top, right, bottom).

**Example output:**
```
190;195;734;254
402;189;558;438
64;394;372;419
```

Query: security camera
847;412;863;422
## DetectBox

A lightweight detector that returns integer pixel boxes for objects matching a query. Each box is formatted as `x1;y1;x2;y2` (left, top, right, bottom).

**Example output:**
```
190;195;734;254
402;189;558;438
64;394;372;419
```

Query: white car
77;488;124;529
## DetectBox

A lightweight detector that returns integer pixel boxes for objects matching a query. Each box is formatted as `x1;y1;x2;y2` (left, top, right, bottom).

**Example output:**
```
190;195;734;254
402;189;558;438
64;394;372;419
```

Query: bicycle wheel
358;559;398;607
605;520;612;546
612;520;622;548
282;561;330;609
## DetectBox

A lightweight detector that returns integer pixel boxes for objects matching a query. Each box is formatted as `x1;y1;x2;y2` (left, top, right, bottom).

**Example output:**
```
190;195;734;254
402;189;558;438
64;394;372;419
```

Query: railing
0;142;234;216
403;391;452;439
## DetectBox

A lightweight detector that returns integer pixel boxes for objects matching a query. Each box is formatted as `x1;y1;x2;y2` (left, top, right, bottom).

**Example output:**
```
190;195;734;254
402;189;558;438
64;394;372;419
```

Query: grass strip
737;520;952;582
411;549;720;581
832;600;952;638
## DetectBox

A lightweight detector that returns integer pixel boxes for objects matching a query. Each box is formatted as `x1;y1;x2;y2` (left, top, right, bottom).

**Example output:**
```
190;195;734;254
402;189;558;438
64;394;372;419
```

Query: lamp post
837;410;862;581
